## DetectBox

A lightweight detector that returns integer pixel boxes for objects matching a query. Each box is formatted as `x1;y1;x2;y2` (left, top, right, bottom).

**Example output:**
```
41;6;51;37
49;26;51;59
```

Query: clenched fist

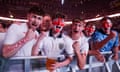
72;41;80;53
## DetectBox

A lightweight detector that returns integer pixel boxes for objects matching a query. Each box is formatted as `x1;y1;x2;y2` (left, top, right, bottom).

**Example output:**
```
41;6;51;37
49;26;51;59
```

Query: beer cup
46;57;57;72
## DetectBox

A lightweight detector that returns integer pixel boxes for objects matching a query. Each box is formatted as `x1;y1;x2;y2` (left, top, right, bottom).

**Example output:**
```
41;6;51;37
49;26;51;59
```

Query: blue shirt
92;29;119;52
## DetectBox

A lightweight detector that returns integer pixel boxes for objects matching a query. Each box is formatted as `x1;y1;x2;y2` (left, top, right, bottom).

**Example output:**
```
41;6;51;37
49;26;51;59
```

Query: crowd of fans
0;6;120;72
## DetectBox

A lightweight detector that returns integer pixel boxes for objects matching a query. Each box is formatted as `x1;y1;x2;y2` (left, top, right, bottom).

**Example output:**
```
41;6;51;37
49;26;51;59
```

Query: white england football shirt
39;32;74;58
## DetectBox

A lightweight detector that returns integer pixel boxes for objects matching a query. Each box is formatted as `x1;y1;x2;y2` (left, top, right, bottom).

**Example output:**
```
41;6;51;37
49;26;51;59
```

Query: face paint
103;22;112;29
101;19;112;34
102;19;112;29
53;18;64;26
54;28;61;33
85;26;95;33
52;18;65;33
84;25;96;36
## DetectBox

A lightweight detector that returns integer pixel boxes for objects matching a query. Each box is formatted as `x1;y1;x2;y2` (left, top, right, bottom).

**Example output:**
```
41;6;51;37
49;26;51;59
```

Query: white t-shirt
39;32;74;59
70;35;89;70
72;35;89;55
4;23;39;57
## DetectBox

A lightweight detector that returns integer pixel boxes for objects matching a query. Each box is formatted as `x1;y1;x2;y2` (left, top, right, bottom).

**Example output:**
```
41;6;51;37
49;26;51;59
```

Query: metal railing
0;51;120;72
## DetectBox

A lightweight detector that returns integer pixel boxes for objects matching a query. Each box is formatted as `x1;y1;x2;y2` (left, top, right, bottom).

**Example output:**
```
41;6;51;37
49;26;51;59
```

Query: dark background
0;0;120;20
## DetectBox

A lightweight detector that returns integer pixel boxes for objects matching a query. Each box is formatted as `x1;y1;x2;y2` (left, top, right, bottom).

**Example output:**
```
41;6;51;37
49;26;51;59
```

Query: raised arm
93;31;117;50
72;41;88;70
31;31;47;56
3;29;35;58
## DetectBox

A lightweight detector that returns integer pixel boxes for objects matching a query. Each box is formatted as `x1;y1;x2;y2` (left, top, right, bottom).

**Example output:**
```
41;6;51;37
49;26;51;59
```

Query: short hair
85;22;95;27
28;6;45;16
72;18;81;23
52;12;66;20
100;17;112;22
72;18;86;25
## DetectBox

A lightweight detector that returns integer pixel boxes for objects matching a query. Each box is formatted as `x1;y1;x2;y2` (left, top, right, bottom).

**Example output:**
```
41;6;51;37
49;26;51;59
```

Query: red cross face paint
85;27;93;33
85;25;95;33
52;18;65;33
101;19;113;34
85;25;96;36
102;19;112;29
